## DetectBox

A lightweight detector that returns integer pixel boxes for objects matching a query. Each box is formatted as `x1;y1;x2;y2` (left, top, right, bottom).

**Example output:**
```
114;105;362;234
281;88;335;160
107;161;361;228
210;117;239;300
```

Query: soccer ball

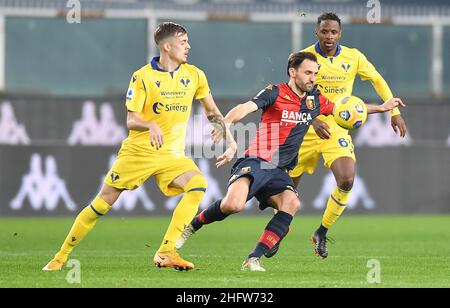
332;96;368;130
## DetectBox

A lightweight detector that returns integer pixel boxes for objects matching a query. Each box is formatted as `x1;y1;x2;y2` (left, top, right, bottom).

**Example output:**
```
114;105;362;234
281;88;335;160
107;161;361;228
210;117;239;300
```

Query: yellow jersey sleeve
125;71;147;113
194;68;211;100
357;50;400;116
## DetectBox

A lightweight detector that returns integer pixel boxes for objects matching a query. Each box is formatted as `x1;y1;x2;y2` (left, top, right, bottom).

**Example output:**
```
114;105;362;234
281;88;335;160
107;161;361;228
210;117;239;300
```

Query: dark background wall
1;96;449;216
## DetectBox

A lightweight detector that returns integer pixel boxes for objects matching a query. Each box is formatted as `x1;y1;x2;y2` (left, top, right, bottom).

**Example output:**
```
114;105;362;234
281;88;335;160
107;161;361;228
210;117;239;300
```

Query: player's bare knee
220;197;245;214
337;174;354;191
99;184;122;206
292;198;301;212
280;196;301;215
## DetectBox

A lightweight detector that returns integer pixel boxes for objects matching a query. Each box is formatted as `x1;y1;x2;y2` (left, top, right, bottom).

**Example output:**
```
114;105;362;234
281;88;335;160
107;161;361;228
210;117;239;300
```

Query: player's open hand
391;114;407;138
148;122;164;150
382;98;406;112
312;118;331;139
216;143;237;168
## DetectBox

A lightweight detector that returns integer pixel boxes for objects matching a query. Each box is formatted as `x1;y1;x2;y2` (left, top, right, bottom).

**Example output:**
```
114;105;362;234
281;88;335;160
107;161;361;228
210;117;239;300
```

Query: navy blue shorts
228;157;298;211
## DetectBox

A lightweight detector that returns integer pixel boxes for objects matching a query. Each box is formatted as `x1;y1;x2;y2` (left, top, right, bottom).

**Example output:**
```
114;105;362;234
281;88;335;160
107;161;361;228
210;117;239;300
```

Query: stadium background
0;0;449;217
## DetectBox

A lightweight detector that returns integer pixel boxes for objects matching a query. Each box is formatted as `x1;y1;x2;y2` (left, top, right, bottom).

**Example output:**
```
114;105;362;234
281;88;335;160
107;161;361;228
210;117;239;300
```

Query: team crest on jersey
306;96;316;110
241;167;251;174
342;63;351;72
110;172;120;183
180;78;191;88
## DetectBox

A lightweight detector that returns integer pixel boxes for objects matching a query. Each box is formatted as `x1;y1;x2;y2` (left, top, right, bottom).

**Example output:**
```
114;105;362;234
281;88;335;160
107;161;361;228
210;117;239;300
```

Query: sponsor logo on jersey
126;88;134;100
324;86;347;95
281;110;313;125
152;102;189;114
283;94;293;102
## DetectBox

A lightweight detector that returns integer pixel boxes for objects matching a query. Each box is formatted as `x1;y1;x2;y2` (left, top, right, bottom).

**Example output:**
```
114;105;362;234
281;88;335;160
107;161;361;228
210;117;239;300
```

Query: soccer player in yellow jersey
43;22;237;272
289;13;408;258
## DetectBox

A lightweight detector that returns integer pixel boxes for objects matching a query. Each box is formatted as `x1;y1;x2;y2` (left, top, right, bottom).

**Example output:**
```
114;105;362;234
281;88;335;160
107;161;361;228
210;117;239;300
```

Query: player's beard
297;81;313;93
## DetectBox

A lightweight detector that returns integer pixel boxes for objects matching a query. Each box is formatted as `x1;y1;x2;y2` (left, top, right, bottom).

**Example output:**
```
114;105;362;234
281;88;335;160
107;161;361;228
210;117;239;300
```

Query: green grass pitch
0;215;449;288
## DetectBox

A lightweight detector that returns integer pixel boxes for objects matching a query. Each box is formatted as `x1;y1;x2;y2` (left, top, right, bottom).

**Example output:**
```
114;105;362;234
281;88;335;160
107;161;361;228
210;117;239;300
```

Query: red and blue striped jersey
245;83;334;170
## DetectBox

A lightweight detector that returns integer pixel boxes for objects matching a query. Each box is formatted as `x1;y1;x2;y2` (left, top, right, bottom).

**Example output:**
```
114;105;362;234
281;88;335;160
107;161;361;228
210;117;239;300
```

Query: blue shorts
228;157;298;211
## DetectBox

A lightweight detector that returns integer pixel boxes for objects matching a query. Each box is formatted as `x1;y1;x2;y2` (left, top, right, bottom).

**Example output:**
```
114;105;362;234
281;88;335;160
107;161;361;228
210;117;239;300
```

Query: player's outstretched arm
127;111;164;149
357;50;407;137
366;98;406;114
210;101;259;144
199;94;237;167
224;101;259;124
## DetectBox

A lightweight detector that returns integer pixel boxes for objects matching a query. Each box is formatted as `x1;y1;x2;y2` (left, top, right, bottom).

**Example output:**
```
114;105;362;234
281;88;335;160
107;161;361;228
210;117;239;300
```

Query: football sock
249;211;293;259
55;196;111;262
316;224;329;237
158;174;207;253
321;186;351;229
191;199;228;231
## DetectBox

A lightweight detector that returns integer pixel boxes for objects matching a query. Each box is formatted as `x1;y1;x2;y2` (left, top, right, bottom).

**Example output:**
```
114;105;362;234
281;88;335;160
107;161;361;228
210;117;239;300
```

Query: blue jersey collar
150;56;181;74
315;41;341;58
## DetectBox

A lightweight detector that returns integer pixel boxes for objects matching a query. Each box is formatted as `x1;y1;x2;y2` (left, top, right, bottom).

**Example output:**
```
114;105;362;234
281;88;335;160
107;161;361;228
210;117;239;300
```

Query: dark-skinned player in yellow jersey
269;12;407;259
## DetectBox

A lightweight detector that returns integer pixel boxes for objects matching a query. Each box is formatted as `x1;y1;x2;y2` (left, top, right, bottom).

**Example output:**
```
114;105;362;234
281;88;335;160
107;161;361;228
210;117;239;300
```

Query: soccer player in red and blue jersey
176;52;403;271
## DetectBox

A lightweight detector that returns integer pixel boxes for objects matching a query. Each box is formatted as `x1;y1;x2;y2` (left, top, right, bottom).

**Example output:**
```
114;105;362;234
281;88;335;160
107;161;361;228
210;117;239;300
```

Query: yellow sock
158;175;207;253
55;196;111;262
322;187;351;229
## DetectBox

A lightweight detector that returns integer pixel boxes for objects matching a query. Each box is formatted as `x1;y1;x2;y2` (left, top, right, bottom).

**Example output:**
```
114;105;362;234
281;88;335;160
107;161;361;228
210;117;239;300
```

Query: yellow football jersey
123;57;210;155
302;42;394;136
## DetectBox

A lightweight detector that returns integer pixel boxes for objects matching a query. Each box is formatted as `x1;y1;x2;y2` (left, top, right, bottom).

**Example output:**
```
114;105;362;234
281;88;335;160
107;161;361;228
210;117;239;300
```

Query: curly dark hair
317;12;341;28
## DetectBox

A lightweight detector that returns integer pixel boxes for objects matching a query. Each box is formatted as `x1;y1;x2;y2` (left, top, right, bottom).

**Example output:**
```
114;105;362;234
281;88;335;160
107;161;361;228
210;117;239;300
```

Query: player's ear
289;67;296;78
162;41;171;52
159;38;171;53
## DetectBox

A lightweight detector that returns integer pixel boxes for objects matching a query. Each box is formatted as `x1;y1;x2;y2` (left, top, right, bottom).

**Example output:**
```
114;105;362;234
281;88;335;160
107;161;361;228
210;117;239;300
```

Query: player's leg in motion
242;190;300;272
176;177;251;249
153;170;208;271
42;184;122;271
312;157;354;258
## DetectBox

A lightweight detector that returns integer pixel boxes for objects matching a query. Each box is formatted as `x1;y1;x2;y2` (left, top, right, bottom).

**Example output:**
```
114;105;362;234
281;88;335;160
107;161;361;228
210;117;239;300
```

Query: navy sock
191;199;228;231
316;224;329;237
249;211;293;259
